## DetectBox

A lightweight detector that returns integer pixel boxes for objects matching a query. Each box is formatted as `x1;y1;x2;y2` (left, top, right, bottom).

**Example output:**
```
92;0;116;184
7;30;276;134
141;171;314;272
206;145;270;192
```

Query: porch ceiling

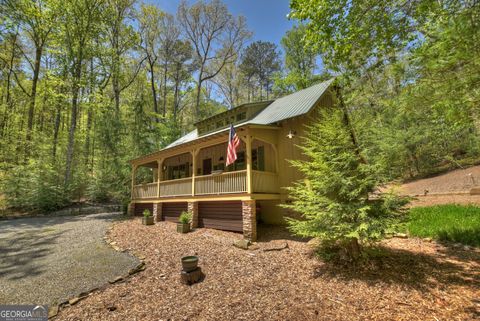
130;124;279;166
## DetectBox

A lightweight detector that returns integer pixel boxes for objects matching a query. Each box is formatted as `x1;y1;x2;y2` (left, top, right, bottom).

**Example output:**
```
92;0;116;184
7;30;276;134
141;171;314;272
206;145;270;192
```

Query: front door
202;158;212;175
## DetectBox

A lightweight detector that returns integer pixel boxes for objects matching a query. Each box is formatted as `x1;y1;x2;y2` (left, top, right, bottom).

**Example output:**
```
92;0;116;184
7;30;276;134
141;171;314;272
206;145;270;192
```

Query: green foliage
239;40;282;99
179;211;192;224
1;161;69;212
290;0;480;180
143;209;151;217
408;205;480;247
283;109;406;258
279;24;321;90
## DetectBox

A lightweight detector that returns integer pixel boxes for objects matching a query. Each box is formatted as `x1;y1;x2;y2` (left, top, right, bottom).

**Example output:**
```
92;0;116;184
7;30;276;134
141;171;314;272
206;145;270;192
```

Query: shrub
179;211;192;224
143;209;151;217
1;160;69;212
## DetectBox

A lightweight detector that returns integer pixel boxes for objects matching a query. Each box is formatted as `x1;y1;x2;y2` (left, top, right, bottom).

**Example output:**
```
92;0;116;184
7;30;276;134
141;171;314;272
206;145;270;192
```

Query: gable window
236;112;246;122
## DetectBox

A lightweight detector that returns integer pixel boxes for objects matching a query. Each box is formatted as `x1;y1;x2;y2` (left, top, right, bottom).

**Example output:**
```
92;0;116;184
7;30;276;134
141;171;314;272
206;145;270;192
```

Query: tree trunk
25;46;43;146
345;238;361;261
52;105;61;159
65;59;82;185
173;69;179;122
148;59;159;117
195;69;203;119
162;60;168;117
335;85;367;164
0;32;18;139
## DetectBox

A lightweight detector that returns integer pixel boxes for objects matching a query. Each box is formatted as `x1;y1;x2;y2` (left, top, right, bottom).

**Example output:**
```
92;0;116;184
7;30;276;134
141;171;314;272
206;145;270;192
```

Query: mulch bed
56;219;479;321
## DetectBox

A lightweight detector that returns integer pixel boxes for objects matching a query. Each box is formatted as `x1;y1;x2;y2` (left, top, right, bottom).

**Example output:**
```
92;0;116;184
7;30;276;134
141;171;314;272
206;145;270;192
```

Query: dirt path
400;165;480;195
0;213;139;306
389;165;480;206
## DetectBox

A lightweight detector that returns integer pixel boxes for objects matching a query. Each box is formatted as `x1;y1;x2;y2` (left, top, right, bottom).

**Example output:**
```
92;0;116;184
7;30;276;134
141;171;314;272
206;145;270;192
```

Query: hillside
396;165;480;207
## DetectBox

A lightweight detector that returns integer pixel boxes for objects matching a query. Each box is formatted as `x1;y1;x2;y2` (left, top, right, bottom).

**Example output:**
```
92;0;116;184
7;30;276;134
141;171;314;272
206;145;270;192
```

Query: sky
149;0;296;49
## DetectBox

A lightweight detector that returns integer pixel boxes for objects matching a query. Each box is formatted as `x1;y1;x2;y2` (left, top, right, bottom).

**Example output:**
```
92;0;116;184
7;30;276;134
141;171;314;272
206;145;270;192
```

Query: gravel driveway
0;213;139;306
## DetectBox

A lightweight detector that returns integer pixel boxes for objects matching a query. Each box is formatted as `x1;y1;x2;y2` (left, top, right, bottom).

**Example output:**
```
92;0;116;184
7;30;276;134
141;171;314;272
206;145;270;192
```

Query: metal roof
249;78;334;125
164;78;334;150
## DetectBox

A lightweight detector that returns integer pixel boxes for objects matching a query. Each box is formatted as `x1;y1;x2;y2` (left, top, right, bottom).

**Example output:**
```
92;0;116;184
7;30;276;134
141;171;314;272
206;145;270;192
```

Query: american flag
226;124;240;166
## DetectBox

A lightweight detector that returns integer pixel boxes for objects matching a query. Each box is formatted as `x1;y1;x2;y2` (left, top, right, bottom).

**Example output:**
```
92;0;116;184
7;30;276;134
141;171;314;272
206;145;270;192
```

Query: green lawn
408;204;480;247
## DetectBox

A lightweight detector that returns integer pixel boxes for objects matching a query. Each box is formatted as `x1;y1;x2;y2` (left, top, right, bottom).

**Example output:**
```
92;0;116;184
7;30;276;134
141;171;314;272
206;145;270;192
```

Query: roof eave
128;123;279;165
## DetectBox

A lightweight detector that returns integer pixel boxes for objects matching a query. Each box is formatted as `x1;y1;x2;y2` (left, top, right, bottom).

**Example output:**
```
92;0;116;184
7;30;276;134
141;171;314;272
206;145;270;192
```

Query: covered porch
131;132;280;200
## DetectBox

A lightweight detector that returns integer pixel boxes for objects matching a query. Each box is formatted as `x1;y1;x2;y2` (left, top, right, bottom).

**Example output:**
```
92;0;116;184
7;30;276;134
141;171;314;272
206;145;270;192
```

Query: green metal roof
165;78;334;149
249;78;334;125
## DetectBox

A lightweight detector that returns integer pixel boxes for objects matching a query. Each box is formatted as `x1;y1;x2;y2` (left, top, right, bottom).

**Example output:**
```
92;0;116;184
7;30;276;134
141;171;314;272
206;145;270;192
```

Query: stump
180;267;204;285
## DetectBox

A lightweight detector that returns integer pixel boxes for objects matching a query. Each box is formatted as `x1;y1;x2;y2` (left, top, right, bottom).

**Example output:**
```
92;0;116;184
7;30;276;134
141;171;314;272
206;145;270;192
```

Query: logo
0;305;48;321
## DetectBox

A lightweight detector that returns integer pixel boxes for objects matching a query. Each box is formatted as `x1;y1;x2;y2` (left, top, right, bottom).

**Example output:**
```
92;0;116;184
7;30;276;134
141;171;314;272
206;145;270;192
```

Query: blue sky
147;0;295;50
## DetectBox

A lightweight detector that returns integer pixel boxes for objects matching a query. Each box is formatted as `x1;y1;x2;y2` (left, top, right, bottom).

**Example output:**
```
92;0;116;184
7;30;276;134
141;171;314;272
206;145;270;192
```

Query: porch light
287;130;296;139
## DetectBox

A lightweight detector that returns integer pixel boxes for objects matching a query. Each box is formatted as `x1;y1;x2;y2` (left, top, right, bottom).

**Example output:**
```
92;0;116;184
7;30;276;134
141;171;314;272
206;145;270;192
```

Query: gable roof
248;78;334;125
164;78;334;150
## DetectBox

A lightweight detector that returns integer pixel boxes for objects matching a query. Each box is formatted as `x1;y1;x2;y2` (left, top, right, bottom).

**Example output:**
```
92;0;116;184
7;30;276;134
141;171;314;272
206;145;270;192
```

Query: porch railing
195;170;247;195
132;182;158;199
159;177;192;197
133;169;281;199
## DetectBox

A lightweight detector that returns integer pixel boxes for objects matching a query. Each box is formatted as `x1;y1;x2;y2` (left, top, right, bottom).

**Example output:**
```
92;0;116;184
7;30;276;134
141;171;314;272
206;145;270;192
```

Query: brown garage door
198;201;242;232
134;203;153;216
162;202;188;222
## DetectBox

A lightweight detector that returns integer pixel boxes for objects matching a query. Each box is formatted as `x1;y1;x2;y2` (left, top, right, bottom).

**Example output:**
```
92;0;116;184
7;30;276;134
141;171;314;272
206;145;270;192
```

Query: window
234;151;246;171
252;146;265;171
167;162;190;180
236;112;246;122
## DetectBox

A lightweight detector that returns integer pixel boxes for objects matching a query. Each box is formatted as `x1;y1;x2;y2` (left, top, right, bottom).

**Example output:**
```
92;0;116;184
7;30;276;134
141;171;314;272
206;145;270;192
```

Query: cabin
128;79;335;241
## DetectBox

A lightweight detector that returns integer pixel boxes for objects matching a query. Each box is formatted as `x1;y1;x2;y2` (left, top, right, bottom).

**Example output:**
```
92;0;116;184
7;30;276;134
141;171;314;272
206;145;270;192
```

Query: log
180;267;204;285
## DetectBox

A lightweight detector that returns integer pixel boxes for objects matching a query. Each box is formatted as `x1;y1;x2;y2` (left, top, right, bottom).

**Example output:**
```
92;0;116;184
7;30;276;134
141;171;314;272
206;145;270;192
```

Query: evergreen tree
284;108;405;261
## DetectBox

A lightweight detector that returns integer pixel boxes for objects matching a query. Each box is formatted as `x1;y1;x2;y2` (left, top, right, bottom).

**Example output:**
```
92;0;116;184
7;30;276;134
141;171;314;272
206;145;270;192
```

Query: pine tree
284;108;405;261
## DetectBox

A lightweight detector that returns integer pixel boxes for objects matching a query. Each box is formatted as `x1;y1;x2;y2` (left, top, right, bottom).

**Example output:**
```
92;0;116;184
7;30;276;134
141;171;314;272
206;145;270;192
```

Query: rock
112;246;121;251
233;239;250;250
463;245;472;251
79;291;89;298
424;237;433;242
129;262;146;275
394;233;408;239
109;276;124;284
106;304;117;311
48;305;59;318
470;187;480;195
263;242;289;252
248;244;260;250
68;297;80;305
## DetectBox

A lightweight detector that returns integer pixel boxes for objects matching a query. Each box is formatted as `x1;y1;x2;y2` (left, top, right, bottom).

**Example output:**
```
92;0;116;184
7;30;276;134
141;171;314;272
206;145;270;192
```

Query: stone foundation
242;200;257;241
188;202;199;228
153;203;162;222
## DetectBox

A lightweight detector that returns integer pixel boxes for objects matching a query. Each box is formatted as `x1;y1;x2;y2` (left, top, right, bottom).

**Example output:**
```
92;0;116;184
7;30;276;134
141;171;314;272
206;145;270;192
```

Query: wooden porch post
246;135;252;194
157;159;163;198
191;149;198;196
131;164;137;199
